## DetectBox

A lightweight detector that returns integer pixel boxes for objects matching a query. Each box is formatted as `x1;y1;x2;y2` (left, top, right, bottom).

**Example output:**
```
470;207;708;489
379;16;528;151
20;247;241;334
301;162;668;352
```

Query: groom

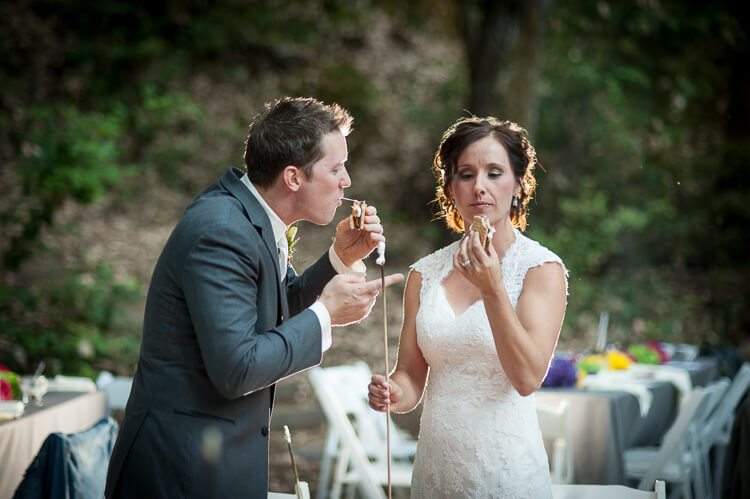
105;97;403;498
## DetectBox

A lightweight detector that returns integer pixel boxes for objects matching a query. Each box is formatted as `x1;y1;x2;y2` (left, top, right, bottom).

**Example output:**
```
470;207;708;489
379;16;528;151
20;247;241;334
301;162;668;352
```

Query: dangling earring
512;196;519;207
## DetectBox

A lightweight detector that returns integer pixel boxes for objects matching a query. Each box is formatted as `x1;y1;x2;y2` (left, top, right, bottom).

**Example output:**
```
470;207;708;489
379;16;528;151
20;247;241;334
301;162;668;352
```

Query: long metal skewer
283;425;302;498
376;242;392;499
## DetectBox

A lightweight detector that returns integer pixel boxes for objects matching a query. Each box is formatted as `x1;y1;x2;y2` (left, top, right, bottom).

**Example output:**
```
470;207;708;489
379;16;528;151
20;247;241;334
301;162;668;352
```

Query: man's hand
318;272;404;326
333;204;385;267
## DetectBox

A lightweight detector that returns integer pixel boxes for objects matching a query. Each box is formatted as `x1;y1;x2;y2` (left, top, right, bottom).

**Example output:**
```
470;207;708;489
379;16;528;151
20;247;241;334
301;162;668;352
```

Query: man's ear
283;166;302;192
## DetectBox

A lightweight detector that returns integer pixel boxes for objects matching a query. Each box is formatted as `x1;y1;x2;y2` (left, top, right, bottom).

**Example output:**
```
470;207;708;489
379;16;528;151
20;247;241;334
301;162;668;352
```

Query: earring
512;196;519;207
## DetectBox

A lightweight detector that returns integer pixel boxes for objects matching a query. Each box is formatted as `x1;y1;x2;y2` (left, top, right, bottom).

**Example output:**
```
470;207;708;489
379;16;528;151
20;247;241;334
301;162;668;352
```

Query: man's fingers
363;273;404;293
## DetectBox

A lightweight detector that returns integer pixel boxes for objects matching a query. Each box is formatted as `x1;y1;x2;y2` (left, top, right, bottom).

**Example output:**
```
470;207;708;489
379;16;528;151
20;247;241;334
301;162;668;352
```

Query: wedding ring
461;259;471;267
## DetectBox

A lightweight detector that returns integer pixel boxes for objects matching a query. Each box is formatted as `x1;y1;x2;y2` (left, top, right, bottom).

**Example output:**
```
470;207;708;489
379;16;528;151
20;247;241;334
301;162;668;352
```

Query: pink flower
0;379;11;401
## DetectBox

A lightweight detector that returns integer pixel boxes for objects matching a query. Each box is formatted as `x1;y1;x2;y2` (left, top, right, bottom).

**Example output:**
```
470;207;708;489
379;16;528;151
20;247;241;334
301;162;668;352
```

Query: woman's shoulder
512;230;568;276
410;239;461;278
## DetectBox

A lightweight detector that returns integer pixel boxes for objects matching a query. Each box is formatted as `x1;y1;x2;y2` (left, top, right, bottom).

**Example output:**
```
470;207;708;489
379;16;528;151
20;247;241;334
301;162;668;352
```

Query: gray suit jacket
105;168;337;498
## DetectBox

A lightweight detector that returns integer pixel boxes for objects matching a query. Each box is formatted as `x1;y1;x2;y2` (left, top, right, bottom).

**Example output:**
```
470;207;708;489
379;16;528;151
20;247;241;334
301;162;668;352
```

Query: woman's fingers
368;376;392;412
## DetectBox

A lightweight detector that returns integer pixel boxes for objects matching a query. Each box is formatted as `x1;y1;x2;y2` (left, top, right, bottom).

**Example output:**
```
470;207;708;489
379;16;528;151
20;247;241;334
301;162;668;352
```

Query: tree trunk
459;0;551;136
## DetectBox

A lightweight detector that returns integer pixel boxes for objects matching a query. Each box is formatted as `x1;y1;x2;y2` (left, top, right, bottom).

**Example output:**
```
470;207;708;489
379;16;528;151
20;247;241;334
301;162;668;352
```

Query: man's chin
307;210;337;226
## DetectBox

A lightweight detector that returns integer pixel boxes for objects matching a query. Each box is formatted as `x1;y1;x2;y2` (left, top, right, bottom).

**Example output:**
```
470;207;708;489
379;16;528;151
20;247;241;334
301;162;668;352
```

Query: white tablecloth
0;390;107;497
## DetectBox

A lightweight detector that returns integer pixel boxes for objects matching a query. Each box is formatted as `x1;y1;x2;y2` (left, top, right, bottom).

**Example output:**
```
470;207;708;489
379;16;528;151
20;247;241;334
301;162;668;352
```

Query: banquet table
536;356;719;485
0;390;107;498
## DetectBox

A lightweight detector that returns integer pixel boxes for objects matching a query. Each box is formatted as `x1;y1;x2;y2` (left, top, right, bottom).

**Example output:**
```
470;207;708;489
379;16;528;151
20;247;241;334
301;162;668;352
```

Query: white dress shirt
240;174;366;353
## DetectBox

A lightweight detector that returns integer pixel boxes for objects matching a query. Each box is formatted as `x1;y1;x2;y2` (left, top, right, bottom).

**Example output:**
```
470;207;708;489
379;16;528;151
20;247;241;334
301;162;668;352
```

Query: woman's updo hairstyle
432;116;538;232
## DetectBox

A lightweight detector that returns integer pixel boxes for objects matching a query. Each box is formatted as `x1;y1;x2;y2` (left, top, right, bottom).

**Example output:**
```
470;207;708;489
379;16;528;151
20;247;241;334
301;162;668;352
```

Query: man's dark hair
244;97;353;187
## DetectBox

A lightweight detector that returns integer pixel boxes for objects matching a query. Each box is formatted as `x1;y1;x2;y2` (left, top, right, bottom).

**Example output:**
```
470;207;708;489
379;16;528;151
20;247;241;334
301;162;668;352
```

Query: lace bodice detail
408;229;566;498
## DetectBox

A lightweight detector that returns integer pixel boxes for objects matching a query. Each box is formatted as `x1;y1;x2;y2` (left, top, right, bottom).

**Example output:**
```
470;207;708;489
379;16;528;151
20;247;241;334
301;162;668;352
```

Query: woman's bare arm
368;269;429;413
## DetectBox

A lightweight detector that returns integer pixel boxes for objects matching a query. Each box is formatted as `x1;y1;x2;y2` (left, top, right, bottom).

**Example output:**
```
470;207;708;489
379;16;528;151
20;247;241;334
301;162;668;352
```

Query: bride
368;116;568;498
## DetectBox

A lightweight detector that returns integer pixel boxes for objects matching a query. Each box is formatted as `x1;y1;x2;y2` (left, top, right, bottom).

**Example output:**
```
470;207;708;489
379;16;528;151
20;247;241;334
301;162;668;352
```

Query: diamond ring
461;259;471;267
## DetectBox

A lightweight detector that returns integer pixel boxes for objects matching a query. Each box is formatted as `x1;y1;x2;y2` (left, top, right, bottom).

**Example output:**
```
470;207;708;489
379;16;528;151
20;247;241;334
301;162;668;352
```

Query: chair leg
330;443;352;499
318;429;340;499
682;476;692;499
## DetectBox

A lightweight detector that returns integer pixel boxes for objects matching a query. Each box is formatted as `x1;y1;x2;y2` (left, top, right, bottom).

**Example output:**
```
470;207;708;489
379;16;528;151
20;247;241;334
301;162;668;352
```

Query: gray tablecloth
536;356;719;485
537;382;673;485
0;390;107;498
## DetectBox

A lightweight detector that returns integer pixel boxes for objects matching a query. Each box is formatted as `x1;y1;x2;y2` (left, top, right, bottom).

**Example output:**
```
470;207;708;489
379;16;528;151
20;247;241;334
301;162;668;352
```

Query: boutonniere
285;224;299;265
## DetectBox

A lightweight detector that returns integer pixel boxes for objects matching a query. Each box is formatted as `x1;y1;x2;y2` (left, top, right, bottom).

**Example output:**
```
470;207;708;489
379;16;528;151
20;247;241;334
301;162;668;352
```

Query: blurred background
1;0;748;492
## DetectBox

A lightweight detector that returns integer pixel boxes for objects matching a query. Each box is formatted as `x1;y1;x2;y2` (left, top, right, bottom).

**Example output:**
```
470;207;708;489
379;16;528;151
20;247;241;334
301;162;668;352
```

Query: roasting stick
345;196;392;498
375;240;392;499
283;425;303;499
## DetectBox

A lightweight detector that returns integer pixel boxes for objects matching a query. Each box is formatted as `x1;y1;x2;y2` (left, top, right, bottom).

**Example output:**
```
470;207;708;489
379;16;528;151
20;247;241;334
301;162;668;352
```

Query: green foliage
0;263;141;377
2;105;127;269
532;0;749;345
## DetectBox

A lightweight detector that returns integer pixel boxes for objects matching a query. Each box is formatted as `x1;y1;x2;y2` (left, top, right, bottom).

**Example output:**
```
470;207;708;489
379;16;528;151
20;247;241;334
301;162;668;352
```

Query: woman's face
448;135;519;230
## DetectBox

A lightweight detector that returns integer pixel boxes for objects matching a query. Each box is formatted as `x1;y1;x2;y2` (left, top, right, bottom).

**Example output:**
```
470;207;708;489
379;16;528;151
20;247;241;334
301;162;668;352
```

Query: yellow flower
606;349;633;370
285;225;299;262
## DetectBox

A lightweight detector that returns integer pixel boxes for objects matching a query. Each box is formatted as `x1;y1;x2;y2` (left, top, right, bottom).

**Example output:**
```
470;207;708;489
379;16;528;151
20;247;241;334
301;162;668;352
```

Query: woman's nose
473;178;486;194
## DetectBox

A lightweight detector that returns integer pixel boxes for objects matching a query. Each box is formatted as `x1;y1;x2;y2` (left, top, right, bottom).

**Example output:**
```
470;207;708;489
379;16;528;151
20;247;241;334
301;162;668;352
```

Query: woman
368;117;568;498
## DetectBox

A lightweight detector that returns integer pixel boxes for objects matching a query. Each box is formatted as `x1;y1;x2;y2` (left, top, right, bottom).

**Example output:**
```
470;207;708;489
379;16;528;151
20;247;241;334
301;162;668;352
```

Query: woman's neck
491;219;516;254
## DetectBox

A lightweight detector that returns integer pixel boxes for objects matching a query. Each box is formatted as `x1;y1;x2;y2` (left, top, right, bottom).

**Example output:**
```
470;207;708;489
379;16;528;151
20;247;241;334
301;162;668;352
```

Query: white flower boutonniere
285;225;299;264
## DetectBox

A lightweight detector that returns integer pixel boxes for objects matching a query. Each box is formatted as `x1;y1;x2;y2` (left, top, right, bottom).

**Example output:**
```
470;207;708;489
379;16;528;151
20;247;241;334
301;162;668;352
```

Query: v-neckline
439;275;483;318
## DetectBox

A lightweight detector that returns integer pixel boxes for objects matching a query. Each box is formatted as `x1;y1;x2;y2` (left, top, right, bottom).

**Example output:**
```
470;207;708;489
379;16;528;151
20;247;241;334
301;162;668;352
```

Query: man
105;97;403;498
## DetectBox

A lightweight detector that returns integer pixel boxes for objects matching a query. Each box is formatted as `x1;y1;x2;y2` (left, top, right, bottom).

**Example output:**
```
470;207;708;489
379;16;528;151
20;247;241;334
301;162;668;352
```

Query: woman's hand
453;231;503;294
368;374;402;412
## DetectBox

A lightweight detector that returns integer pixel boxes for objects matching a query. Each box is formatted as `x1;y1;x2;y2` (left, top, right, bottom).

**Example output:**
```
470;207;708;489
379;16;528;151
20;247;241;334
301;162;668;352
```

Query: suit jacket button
261;425;269;436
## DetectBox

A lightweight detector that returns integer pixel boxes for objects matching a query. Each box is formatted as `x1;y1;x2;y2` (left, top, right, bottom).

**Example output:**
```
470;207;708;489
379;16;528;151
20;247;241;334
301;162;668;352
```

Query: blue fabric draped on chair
13;416;118;499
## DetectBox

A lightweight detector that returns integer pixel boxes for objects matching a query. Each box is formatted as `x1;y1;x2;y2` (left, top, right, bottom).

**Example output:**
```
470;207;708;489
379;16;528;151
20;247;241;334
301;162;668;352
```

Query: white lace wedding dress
410;229;568;498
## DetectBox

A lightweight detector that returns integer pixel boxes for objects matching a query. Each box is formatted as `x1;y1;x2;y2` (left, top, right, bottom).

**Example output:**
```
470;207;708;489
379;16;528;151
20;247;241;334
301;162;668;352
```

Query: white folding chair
624;386;721;499
685;378;730;499
535;399;574;484
552;480;666;499
697;363;750;498
309;364;413;499
96;371;133;413
269;482;311;499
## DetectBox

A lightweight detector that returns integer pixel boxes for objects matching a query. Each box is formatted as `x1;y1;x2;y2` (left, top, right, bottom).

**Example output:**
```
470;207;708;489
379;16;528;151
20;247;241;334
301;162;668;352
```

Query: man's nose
341;168;352;188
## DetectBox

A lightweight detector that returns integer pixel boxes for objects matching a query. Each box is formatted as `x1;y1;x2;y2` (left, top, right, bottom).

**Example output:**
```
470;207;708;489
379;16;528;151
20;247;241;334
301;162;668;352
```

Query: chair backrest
314;362;416;460
536;400;574;484
637;388;706;490
702;362;750;445
13;416;119;499
309;367;387;499
552;480;666;499
694;378;730;426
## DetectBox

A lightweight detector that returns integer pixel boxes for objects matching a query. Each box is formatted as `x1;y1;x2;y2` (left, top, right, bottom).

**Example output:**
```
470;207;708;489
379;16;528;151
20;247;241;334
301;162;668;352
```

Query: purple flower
543;357;578;387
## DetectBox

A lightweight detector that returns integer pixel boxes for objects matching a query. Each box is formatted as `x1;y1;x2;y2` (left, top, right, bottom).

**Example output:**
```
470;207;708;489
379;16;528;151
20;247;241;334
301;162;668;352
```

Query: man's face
297;130;351;225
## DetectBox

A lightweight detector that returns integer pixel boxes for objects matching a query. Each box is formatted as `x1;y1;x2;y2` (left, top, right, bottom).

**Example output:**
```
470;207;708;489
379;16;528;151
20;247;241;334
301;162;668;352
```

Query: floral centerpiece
0;364;21;400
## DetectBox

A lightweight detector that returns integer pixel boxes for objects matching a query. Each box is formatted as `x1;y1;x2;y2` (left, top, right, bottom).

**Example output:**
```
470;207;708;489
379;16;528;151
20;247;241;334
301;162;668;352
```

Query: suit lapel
218;168;289;322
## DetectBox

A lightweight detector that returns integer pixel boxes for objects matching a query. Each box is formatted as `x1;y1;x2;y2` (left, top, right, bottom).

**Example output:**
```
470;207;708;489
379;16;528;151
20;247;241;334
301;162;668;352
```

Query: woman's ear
445;181;454;201
283;166;301;192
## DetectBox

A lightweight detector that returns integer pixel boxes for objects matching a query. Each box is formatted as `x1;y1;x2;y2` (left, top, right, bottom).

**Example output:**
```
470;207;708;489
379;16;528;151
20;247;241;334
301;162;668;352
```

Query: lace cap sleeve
410;240;460;289
511;233;569;295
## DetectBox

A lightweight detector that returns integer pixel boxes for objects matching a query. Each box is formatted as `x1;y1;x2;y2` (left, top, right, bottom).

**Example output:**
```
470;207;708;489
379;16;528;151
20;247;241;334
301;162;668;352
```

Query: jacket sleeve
285;251;338;317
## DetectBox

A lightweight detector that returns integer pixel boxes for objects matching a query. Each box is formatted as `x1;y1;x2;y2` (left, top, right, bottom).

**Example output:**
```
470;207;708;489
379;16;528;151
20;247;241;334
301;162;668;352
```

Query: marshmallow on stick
349;200;367;230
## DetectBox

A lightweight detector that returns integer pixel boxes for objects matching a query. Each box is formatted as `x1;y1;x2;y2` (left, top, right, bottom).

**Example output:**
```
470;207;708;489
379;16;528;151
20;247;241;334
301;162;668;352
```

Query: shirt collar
240;173;287;247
